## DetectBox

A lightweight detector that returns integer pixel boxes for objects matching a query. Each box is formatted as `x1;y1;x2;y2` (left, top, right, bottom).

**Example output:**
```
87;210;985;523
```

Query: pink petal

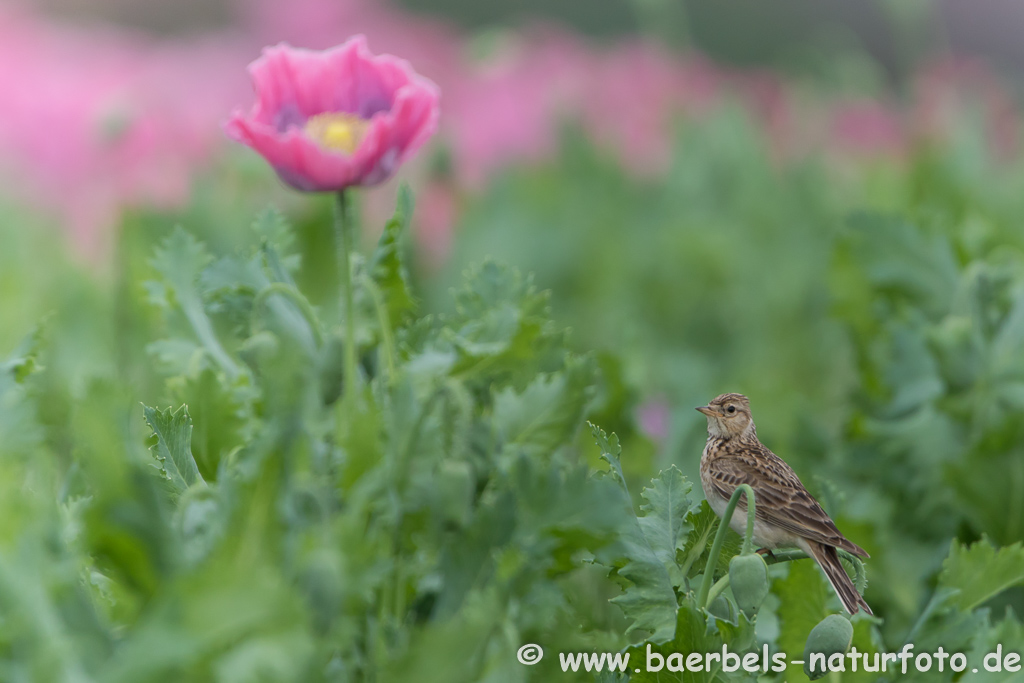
227;36;440;192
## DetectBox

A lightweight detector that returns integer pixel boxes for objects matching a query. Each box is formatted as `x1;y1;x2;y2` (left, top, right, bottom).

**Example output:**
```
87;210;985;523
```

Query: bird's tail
803;540;873;615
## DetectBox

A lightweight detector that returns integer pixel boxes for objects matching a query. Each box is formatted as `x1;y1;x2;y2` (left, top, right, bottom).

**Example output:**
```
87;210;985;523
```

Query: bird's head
696;393;755;439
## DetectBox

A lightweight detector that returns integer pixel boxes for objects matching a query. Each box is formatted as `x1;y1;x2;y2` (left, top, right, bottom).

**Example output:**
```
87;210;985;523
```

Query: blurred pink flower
0;6;248;252
637;397;671;443
414;180;459;269
4;0;1024;257
443;29;590;187
830;100;905;158
736;72;794;161
913;58;1019;160
581;43;711;175
226;37;440;192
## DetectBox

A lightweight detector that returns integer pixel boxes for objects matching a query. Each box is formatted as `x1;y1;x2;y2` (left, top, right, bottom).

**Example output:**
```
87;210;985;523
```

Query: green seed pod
729;553;769;618
318;333;346;405
803;614;854;680
239;330;279;369
435;460;474;527
708;594;736;622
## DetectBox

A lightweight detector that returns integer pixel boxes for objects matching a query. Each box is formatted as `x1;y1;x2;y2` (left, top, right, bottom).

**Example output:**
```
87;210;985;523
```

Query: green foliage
426;108;1024;653
680;501;742;580
627;603;755;683
0;322;47;383
494;357;596;457
592;426;774;677
143;404;204;492
3;95;1024;681
369;184;417;327
939;538;1024;611
591;424;680;643
774;558;830;682
637;466;692;590
5;188;660;682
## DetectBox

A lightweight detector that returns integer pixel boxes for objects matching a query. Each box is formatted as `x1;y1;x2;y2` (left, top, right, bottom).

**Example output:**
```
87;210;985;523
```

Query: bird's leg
756;548;776;561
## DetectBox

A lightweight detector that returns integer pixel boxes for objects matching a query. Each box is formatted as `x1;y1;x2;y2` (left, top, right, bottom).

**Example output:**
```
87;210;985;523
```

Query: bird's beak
696;405;716;417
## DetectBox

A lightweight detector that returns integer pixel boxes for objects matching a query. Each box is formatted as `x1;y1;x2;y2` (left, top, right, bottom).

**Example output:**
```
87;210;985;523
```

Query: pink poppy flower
225;36;440;192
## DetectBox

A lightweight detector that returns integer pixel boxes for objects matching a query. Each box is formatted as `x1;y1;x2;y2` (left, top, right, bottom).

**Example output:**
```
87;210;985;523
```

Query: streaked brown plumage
697;393;872;615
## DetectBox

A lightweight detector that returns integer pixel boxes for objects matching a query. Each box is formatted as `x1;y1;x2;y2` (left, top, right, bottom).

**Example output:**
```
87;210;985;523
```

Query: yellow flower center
304;112;369;154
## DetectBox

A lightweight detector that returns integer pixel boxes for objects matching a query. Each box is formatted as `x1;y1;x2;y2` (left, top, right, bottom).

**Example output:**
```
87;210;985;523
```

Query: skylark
697;393;872;615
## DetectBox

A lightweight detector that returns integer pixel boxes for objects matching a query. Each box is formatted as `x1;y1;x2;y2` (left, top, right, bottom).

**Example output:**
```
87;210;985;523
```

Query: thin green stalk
384;388;445;626
335;191;358;412
905;590;945;644
762;548;866;597
762;548;807;564
697;484;756;609
764;548;867;596
362;274;396;382
679;526;714;578
740;490;756;555
177;289;241;380
253;282;324;346
706;573;731;607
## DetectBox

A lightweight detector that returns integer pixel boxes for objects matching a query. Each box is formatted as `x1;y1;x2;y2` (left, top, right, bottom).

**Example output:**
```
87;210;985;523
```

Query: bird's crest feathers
709;393;751;409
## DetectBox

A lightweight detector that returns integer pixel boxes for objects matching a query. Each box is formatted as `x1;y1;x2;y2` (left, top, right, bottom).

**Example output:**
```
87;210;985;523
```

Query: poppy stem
335;190;358;412
697;484;756;609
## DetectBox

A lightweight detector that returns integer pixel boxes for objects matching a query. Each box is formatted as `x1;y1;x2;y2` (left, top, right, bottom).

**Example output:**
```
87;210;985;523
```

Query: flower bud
708;594;736;622
240;330;279;364
729;553;769;618
318;333;346;405
435;460;474;527
803;614;854;680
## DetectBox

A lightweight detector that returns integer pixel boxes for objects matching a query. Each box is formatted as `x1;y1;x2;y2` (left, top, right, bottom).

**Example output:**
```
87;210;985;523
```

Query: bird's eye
726;405;736;414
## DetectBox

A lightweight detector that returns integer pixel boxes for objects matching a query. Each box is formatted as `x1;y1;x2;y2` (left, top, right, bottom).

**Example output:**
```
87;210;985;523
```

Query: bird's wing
705;446;869;557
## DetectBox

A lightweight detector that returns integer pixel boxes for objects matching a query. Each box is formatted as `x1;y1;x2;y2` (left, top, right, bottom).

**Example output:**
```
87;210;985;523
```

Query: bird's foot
755;548;776;561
